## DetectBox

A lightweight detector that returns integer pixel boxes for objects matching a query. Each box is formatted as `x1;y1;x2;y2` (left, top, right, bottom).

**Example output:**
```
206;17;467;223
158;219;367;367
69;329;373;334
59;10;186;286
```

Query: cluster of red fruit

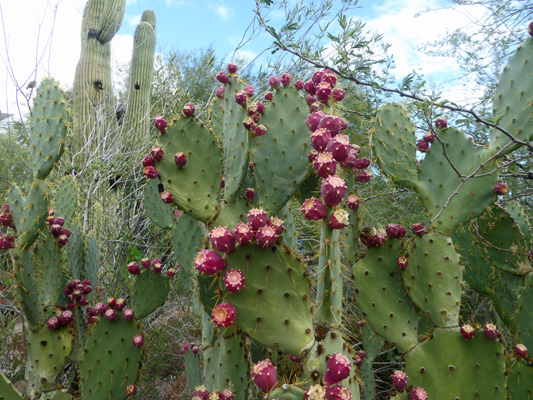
0;204;15;250
47;279;93;330
46;209;71;247
191;385;235;400
127;257;176;278
85;297;136;325
142;138;187;181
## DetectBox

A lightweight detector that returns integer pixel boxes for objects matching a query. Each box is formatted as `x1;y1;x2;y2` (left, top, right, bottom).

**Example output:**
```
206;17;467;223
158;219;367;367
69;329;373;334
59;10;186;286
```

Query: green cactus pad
32;232;64;308
28;78;69;179
213;198;252;229
473;205;531;275
405;327;506;400
516;275;533;350
202;309;217;348
80;317;142;400
279;204;300;252
203;333;249;399
210;95;224;136
184;347;202;389
506;359;533;400
223;244;314;356
403;232;462;328
371;102;418;189
143;178;175;230
505;200;531;243
416;127;498;234
252;86;311;214
64;220;85;280
8;180;50;248
13;245;43;329
155;117;223;223
172;212;206;291
222;77;250;203
0;370;23;400
53;176;78;225
490;37;533;156
26;328;72;396
197;271;223;314
353;240;419;353
43;390;74;400
84;233;99;297
130;269;170;319
269;385;306;399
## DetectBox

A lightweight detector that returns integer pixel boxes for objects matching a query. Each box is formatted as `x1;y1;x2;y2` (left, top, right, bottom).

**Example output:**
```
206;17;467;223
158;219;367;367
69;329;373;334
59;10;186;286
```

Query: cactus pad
143;178;175;229
130;269;170;319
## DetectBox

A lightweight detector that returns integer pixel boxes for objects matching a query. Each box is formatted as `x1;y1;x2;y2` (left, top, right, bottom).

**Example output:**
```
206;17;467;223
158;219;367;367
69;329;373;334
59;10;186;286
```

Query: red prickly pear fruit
483;323;499;339
108;297;117;307
152;258;161;267
104;308;117;321
314;152;337;178
57;234;69;247
182;103;195;116
95;302;108;315
53;217;65;226
86;306;97;317
304;80;317;95
256;225;278;248
174;152;187;168
281;73;291;86
125;384;137;397
132;334;144;348
391;370;409;392
435;117;448;130
493;182;508;195
220;177;226;188
154;116;167;133
255;102;265;114
234;222;254;245
251;113;261;124
412;223;425;237
210;226;236;254
224;269;246;293
78;297;89;306
235;91;247;107
308;150;319;163
142;155;155;167
152;260;163;273
307;111;325;132
321;69;337;86
397;256;409;270
340;147;358;169
332;88;345;102
355;169;372;184
529;21;533;36
417;139;429;152
301;197;328;221
87;316;97;324
310;100;324;111
115;298;126;310
216;87;225;99
193;386;209;400
220;388;235;400
267;217;285;235
312;70;325;84
0;206;13;228
295;80;304;90
323;353;351;386
252;124;267;137
66;303;76;311
166;268;176;278
127;262;141;275
242;117;255;131
248;162;254;171
174;209;182;220
306;95;317;107
386;223;401;239
460;324;476;340
194;249;226;275
423;131;436;143
141;257;151;268
287;354;299;362
316;82;332;102
311;129;333;152
265;92;273;101
81;284;92;295
244;85;255;98
252;359;278;392
305;385;325;399
353;156;370;170
354;350;366;366
319;115;341;136
191;345;199;354
328;209;349;230
143;166;159;179
160;191;174;204
182;343;190;353
346;194;360;210
269;76;281;89
325;385;351;400
60;310;73;325
397;225;407;238
123;308;135;321
325;134;350;162
212;302;236;327
51;223;63;237
339;117;348;131
227;63;238;74
247;208;268;231
245;188;255;202
515;343;528;358
409;387;428;400
216;71;230;84
373;230;387;247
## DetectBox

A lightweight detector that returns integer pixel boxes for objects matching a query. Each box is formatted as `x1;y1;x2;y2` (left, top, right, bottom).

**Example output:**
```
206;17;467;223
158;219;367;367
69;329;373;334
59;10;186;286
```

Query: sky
0;0;490;119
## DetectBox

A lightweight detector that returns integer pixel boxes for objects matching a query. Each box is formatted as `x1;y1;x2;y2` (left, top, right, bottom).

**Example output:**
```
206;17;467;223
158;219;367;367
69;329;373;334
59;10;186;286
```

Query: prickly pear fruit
123;308;135;322
397;256;409;270
132;334;144;348
161;191;174;204
391;370;408;392
267;217;284;235
353;157;370;170
143;166;159;179
515;344;528;358
460;324;475;340
311;129;332;152
252;359;277;393
220;388;235;400
332;88;345;101
314;152;337;178
301;197;328;221
256;225;278;248
305;385;325;400
194;249;226;275
216;87;225;99
325;134;350;162
212;302;237;327
210;226;236;254
325;385;351;400
216;72;230;84
409;387;428;400
154;116;167;133
321;176;347;206
417;139;429;152
295;80;304;90
269;76;281;89
233;222;254;245
355;169;372;183
224;269;246;293
126;384;137;397
411;223;425;237
281;73;291;86
104;309;117;321
174;152;187;168
493;182;508;195
435;117;448;130
323;353;351;386
483;323;499;339
227;63;238;74
247;208;268;231
47;316;61;330
183;103;195;117
328;209;349;230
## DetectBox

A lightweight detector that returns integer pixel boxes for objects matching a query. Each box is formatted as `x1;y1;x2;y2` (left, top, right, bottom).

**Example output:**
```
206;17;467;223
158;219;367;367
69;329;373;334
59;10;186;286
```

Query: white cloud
125;13;142;27
216;5;232;20
234;49;258;64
